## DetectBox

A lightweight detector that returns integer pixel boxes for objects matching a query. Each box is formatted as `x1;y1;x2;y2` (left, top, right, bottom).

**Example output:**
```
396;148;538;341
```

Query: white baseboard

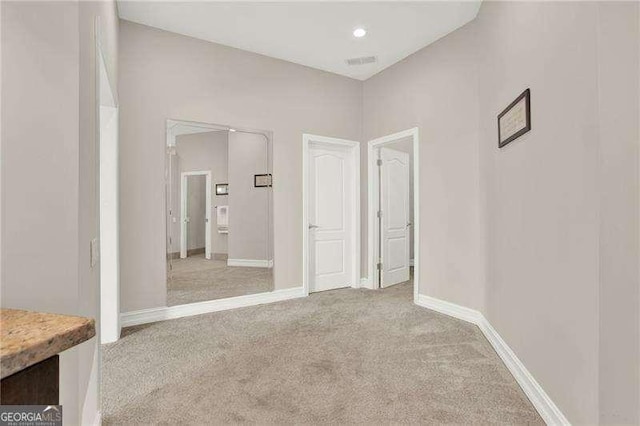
227;258;273;268
121;286;305;327
415;294;483;324
92;411;102;426
415;294;570;426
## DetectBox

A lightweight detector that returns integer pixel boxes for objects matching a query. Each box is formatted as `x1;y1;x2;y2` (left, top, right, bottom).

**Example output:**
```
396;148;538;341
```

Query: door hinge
377;159;383;166
377;262;382;270
377;210;382;218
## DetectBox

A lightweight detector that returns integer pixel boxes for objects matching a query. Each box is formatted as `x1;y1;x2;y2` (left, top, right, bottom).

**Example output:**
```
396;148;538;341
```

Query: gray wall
364;1;639;423
119;20;362;311
477;3;600;421
364;13;484;313
595;3;640;422
228;131;270;261
478;2;639;422
1;1;118;424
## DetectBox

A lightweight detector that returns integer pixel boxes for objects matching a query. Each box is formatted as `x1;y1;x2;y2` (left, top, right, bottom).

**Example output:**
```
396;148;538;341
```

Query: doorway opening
180;171;212;260
302;134;360;295
367;128;419;302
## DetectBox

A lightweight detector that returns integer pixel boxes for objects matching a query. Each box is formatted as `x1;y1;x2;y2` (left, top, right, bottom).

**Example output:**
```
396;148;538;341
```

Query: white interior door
379;147;410;287
308;143;353;292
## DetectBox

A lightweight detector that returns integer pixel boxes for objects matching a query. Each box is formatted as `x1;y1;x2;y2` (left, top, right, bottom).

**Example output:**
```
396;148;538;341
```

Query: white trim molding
359;277;375;289
91;411;102;426
121;286;305;327
227;258;273;268
415;295;570;426
416;294;483;324
97;21;120;345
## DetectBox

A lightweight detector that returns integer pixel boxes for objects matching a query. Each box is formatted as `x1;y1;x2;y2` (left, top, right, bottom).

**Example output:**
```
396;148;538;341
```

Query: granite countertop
0;309;95;379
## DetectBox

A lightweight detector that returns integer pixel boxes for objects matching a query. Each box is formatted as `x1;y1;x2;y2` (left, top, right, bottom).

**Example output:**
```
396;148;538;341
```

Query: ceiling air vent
345;56;377;66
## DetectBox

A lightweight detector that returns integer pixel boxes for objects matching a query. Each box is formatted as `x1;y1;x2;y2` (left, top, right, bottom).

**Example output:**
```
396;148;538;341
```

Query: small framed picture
254;174;272;188
498;88;531;148
215;183;228;196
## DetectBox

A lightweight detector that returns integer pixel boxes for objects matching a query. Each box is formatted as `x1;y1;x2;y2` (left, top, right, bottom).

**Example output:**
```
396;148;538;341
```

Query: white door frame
367;128;420;303
180;171;212;259
97;20;120;344
302;134;360;296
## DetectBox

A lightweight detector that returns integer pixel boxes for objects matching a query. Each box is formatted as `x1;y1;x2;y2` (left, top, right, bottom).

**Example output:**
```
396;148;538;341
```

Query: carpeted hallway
102;282;542;424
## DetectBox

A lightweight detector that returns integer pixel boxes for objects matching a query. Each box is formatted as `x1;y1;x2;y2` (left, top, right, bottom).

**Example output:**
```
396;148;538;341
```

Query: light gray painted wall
1;1;118;424
595;2;640;423
2;1;80;310
119;20;362;311
2;5;82;421
364;16;484;313
228;131;270;261
364;1;639;423
477;3;600;421
477;2;638;422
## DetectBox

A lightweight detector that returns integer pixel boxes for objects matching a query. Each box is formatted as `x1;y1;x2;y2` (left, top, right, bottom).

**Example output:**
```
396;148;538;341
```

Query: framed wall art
498;88;531;148
215;183;228;196
254;174;272;188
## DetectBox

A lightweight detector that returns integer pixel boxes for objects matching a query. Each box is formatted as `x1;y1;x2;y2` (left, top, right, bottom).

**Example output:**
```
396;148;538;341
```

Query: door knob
309;224;320;229
406;222;412;227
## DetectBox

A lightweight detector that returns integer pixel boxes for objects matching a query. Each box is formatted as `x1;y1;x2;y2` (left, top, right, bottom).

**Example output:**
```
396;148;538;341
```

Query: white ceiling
117;1;482;80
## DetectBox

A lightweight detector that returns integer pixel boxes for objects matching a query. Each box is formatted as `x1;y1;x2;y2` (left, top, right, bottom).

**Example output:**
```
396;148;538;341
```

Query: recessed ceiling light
353;28;366;38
